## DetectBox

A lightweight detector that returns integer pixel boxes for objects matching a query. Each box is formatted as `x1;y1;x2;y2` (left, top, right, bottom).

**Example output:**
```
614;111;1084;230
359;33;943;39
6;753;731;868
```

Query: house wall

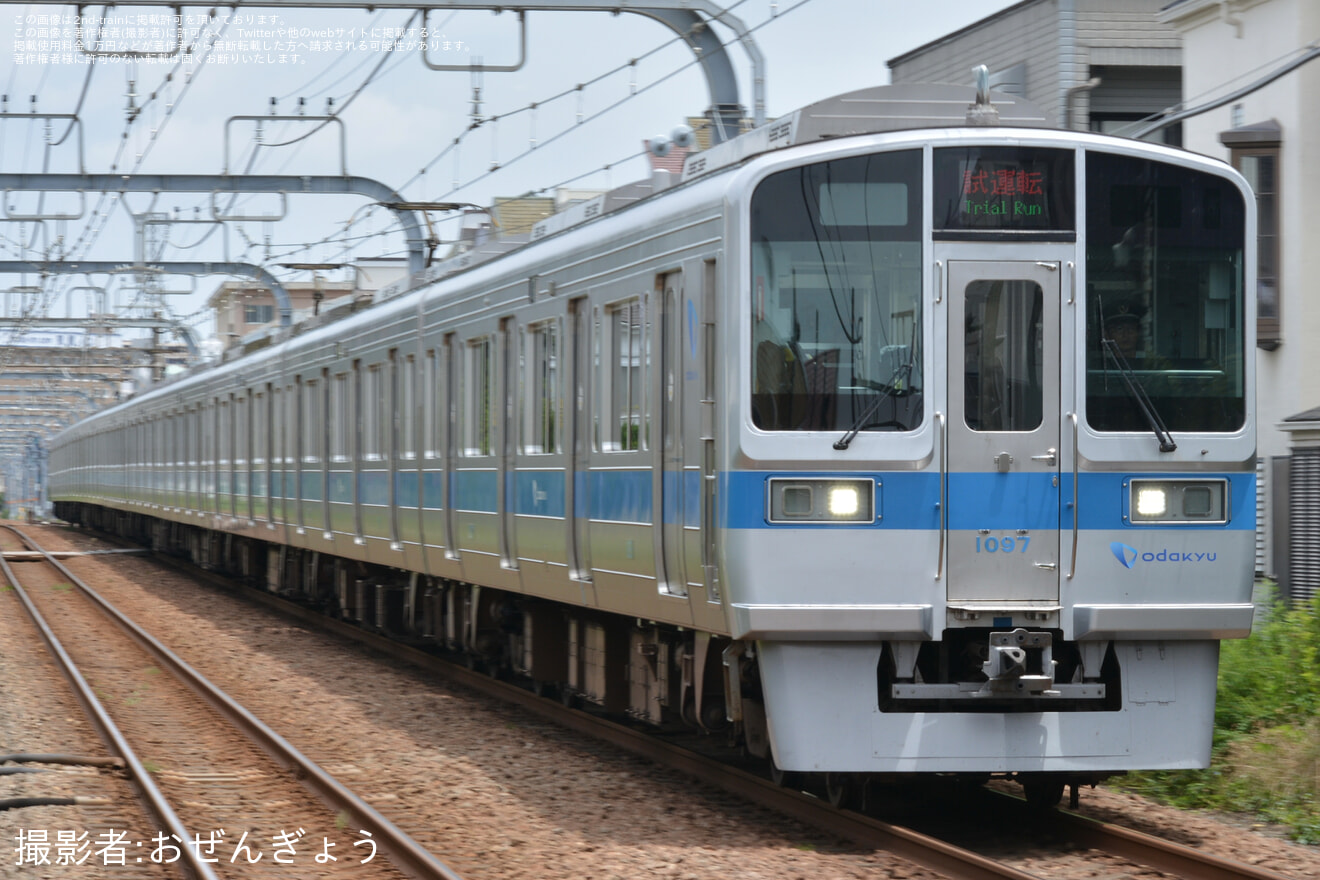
1171;0;1320;458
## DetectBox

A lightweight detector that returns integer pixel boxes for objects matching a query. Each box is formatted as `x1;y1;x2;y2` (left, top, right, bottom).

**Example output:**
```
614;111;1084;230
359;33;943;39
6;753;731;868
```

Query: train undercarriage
56;500;1114;810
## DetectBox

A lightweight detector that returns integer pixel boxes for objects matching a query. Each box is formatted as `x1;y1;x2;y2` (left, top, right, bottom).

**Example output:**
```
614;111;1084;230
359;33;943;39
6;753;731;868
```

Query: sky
0;0;1020;341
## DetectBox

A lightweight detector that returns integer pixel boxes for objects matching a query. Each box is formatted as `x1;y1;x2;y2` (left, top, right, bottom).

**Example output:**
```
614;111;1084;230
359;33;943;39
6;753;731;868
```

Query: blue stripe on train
723;470;1255;531
228;468;1255;531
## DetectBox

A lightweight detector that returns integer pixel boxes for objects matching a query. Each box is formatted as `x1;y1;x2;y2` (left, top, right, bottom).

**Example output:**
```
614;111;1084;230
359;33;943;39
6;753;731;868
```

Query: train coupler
981;628;1057;695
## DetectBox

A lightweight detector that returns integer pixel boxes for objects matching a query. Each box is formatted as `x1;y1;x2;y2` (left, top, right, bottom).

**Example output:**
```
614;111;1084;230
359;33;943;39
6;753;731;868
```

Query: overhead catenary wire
7;0;803;336
8;11;231;349
281;0;791;268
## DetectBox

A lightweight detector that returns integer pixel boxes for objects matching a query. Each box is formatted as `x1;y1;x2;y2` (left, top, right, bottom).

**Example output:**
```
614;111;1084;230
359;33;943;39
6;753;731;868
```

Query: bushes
1216;590;1320;738
1121;587;1320;842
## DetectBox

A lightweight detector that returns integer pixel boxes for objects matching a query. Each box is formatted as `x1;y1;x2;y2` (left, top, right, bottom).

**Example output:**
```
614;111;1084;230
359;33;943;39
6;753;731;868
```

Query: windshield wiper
833;363;914;450
1101;338;1177;452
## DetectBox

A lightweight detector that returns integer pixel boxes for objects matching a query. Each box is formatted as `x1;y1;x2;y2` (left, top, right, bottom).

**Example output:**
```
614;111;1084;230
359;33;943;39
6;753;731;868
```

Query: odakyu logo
1110;541;1217;569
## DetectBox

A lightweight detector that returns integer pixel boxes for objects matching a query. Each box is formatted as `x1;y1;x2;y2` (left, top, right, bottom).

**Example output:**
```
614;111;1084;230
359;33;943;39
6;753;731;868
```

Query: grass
1118;585;1320;843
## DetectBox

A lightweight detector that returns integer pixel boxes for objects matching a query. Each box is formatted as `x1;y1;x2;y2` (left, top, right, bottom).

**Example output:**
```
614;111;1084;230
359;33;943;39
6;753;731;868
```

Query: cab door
946;261;1060;603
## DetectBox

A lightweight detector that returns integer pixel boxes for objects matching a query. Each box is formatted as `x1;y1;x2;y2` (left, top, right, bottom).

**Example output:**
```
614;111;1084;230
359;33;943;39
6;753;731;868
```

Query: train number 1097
974;535;1031;553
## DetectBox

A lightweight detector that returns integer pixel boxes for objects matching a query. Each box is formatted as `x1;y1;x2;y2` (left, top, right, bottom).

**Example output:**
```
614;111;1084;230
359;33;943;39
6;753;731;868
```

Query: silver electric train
49;82;1257;807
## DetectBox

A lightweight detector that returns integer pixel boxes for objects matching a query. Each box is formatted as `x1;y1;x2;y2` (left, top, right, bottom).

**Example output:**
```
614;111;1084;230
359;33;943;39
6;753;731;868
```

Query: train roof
365;83;1049;308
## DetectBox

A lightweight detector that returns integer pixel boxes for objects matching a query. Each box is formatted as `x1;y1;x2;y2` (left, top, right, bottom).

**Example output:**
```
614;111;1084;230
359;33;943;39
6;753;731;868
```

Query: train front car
721;90;1255;803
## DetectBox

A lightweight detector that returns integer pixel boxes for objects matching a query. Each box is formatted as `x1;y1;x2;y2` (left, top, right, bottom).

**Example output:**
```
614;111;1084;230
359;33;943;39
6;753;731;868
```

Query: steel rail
976;788;1294;880
89;529;1300;880
9;526;465;880
0;525;220;880
155;551;1043;880
1044;803;1295;880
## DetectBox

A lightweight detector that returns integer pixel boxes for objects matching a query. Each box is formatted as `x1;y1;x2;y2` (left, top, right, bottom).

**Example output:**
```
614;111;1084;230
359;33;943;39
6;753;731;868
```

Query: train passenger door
656;271;686;597
946;261;1060;604
566;297;593;586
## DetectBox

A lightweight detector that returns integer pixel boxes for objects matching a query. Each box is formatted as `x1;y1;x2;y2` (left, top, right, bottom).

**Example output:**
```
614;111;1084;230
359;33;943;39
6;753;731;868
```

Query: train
49;80;1257;809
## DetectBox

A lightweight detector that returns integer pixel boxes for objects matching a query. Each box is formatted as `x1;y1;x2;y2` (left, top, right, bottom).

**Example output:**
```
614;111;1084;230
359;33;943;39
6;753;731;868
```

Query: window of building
244;303;276;325
1221;120;1281;350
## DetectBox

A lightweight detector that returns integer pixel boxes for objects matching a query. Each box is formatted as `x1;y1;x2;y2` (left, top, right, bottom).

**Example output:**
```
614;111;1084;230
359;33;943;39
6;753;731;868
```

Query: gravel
11;522;1320;880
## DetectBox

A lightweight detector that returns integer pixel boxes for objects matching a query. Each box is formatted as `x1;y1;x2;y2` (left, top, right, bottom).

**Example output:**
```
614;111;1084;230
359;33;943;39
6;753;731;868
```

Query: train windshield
1085;152;1247;433
750;150;924;432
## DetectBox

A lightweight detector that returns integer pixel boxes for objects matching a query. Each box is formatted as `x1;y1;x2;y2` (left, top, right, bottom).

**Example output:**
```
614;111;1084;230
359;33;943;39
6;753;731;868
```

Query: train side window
523;319;562;454
465;336;494;456
605;299;644;451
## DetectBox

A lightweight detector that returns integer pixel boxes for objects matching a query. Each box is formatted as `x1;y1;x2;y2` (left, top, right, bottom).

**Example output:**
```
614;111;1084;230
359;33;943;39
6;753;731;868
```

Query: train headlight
828;485;860;517
1135;487;1167;517
768;478;875;523
1128;478;1228;524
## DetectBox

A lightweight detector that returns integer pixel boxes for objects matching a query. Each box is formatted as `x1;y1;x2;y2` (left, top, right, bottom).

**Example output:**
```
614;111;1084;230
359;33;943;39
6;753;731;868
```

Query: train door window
283;384;298;472
235;394;248;471
361;365;382;460
523;319;562;454
399;354;417;460
444;334;457;461
330;373;349;461
423;350;439;459
219;398;231;489
253;391;267;467
269;387;280;469
302;377;322;463
592;310;602;450
351;361;363;468
465;336;494;456
378;361;391;461
203;401;216;499
605;299;644;451
963;280;1044;431
182;406;192;501
237;395;250;517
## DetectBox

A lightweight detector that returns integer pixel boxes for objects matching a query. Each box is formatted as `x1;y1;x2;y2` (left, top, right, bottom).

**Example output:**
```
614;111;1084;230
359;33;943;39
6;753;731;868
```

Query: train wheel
1022;777;1064;810
824;772;861;810
769;755;799;790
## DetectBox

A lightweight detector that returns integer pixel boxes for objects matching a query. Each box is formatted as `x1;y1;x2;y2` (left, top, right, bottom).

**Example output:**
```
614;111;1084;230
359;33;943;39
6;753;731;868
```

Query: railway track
28;523;1306;880
0;524;463;880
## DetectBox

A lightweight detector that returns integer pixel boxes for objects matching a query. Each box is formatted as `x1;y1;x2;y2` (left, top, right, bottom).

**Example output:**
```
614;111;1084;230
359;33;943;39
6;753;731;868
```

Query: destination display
933;146;1075;235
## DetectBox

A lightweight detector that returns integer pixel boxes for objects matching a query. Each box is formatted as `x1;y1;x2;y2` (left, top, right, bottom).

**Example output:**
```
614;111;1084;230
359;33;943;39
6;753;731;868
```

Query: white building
1160;0;1320;594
